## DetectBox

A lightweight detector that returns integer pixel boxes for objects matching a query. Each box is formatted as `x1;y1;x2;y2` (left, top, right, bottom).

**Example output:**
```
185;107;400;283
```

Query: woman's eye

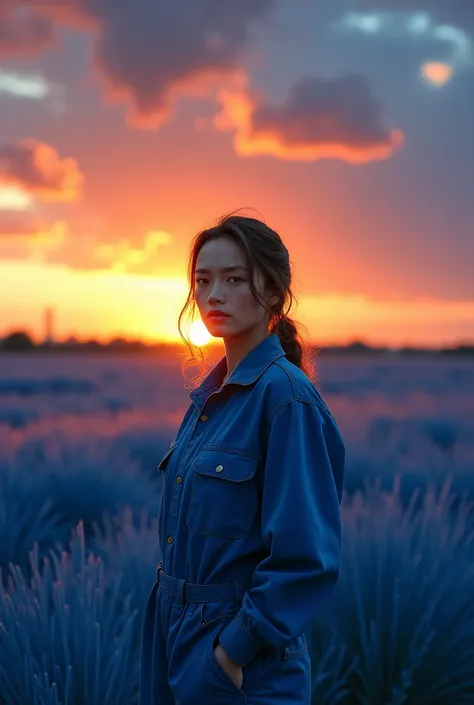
195;276;244;285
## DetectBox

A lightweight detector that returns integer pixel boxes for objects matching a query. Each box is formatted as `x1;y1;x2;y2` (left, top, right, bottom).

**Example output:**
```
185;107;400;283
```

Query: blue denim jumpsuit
139;334;345;704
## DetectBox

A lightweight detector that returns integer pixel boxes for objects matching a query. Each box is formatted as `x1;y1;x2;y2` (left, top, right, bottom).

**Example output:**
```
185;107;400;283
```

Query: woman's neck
222;328;270;383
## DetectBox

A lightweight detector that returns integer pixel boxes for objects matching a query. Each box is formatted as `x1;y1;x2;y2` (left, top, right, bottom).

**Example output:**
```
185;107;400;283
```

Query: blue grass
0;522;139;705
314;475;474;704
0;462;61;584
89;506;161;620
0;437;158;580
1;473;473;703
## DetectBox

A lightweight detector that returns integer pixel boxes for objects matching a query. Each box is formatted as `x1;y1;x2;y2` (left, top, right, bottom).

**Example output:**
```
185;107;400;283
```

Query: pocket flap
194;450;258;482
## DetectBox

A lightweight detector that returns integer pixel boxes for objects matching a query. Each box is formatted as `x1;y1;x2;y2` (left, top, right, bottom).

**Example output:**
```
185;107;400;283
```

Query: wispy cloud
0;69;49;99
420;61;453;86
93;230;173;273
334;10;473;85
0;69;65;110
0;214;68;262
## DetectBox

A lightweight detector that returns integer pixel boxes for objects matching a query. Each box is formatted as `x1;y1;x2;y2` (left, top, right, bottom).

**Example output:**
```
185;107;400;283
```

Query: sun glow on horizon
1;260;473;348
189;320;211;346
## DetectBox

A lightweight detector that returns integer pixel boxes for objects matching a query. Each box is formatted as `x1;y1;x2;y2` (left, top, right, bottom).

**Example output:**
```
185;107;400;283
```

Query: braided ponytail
270;314;316;382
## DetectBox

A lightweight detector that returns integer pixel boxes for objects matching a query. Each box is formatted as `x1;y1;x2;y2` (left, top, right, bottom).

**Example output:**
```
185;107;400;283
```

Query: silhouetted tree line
0;330;473;356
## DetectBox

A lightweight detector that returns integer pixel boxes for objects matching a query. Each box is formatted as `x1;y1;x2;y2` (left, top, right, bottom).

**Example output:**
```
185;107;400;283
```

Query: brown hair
177;210;317;387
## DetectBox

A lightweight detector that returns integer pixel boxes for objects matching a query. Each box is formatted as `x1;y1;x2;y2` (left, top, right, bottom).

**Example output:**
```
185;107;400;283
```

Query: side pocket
208;630;244;694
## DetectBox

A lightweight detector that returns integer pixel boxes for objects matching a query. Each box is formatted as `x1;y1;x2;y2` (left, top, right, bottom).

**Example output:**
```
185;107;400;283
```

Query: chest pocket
186;449;259;539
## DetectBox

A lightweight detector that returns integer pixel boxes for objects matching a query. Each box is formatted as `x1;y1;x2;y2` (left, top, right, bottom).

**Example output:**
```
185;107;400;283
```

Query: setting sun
189;320;212;346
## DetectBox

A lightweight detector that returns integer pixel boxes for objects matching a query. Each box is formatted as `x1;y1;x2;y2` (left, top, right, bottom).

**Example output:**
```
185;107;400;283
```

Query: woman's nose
208;293;225;305
208;286;225;304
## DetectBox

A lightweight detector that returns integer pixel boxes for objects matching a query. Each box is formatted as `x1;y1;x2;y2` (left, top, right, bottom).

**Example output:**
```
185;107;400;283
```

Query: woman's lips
207;311;230;318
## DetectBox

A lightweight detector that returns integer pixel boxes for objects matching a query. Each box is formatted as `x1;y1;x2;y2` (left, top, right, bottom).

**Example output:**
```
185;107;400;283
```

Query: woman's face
194;236;277;340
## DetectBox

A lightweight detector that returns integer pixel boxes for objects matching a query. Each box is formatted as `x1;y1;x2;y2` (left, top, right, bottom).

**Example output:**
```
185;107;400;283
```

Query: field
1;351;473;704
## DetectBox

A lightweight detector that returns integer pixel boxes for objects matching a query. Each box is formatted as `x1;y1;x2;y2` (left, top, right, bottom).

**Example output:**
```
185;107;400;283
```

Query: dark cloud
215;74;403;164
9;0;276;126
0;139;84;202
0;2;55;59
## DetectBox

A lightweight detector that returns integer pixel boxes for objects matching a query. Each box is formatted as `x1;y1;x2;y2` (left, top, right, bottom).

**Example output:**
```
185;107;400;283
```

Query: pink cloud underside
0;140;84;202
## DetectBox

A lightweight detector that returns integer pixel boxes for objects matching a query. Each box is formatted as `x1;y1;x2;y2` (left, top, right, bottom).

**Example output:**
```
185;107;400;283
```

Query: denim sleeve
217;400;345;667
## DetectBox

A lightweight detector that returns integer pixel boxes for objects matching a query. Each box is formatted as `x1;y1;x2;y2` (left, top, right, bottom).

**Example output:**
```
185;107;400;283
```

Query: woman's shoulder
259;356;331;417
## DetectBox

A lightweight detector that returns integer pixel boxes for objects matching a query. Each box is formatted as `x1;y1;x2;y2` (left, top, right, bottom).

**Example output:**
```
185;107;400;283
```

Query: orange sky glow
1;3;473;349
2;258;473;349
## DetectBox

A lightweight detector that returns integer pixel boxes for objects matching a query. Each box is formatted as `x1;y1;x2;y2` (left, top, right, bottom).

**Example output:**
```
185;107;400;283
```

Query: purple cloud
215;74;404;164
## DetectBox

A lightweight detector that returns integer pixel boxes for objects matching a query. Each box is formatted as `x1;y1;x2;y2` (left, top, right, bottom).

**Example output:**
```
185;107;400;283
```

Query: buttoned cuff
217;612;264;667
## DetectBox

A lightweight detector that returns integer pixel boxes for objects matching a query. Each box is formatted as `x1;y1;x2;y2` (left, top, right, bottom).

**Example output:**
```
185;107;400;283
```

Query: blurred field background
1;348;473;704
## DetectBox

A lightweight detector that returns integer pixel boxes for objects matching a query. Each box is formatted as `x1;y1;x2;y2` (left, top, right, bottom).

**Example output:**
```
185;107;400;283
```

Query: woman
139;213;345;704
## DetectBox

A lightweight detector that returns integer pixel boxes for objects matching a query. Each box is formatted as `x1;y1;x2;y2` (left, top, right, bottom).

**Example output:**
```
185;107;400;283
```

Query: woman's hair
178;210;317;386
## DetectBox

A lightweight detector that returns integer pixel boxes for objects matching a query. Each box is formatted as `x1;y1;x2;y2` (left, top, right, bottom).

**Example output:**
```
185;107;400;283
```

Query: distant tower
44;307;54;345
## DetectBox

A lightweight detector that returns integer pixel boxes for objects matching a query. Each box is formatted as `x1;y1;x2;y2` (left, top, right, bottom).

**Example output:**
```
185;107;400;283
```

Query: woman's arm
217;399;345;667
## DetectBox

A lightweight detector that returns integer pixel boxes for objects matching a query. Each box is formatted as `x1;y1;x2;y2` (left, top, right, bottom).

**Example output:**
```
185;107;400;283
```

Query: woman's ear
267;290;280;308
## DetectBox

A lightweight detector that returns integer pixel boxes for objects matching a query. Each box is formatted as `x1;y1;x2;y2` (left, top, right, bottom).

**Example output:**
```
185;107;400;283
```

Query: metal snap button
215;465;224;473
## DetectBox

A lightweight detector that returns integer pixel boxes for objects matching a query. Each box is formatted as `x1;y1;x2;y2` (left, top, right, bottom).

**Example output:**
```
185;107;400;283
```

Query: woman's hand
213;643;243;689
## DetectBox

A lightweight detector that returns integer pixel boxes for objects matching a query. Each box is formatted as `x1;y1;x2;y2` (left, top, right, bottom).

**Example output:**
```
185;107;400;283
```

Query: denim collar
189;334;286;404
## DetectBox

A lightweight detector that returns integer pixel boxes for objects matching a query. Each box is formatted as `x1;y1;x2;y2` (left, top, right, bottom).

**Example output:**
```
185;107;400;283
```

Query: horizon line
1;329;473;354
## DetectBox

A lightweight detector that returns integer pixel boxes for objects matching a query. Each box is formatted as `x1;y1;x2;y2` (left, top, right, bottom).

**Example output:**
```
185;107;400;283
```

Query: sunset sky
1;1;473;348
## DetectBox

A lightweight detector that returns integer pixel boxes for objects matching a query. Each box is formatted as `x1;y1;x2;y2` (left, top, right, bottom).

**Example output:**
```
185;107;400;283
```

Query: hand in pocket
213;642;243;689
